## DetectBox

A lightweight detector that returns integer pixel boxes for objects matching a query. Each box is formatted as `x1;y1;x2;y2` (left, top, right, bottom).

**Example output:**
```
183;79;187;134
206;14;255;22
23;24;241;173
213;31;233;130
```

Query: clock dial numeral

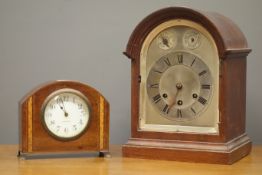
150;83;159;88
153;94;161;103
73;125;77;130
46;113;52;117
63;96;69;102
56;98;62;104
50;120;55;125
79;119;83;125
199;70;207;76
177;109;182;118
56;126;61;132
49;104;55;109
190;107;196;115
177;54;183;64
78;103;83;109
154;69;163;74
81;110;86;116
163;57;171;66
162;104;170;114
198;96;207;105
201;84;211;89
64;128;68;133
191;57;196;66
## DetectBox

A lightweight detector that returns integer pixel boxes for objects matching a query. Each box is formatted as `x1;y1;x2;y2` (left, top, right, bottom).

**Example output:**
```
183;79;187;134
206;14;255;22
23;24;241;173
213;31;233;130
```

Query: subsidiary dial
183;29;201;49
147;52;212;121
156;31;176;50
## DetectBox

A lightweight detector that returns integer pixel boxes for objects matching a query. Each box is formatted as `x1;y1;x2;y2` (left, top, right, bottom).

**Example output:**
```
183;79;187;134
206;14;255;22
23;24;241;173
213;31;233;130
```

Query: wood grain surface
1;145;261;175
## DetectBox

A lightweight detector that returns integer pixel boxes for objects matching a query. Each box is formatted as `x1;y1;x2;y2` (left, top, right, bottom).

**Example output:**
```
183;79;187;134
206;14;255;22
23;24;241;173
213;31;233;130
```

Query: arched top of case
124;7;251;60
20;80;108;106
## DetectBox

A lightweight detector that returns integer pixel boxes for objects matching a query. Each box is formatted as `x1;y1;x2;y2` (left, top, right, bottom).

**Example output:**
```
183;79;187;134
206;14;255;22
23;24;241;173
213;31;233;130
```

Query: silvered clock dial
147;52;212;121
139;19;219;133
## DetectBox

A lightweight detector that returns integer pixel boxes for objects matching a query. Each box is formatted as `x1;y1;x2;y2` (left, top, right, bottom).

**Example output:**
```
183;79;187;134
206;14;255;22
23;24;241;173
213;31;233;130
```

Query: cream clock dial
42;89;90;140
147;51;212;121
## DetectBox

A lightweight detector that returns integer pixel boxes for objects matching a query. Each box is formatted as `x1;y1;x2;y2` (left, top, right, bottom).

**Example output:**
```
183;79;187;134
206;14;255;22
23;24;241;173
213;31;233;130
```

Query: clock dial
147;52;212;121
183;29;201;49
139;19;219;133
42;89;90;140
156;31;176;50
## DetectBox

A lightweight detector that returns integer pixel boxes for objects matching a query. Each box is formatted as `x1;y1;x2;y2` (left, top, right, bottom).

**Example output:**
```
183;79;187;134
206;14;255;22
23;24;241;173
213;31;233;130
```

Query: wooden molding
123;133;251;164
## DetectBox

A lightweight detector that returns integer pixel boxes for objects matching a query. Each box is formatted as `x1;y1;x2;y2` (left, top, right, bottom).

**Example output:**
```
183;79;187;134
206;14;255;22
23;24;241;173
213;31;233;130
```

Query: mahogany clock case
18;80;109;157
122;7;251;164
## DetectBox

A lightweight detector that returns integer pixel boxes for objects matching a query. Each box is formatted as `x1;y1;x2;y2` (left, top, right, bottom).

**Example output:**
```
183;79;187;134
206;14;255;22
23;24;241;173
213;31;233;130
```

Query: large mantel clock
122;7;251;164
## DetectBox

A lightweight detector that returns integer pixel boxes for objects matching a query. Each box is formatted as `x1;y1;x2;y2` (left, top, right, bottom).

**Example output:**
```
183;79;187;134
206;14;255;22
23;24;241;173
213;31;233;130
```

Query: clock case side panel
123;7;252;164
220;54;249;141
19;96;32;154
18;80;110;156
99;96;110;155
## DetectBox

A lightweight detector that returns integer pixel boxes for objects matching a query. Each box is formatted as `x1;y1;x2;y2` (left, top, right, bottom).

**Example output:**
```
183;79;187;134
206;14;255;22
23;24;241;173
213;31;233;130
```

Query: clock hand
169;83;183;108
58;98;68;117
162;38;170;47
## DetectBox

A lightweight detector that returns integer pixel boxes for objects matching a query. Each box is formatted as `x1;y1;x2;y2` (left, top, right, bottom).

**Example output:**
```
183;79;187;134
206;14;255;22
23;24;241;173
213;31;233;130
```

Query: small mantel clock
18;80;109;158
122;7;251;164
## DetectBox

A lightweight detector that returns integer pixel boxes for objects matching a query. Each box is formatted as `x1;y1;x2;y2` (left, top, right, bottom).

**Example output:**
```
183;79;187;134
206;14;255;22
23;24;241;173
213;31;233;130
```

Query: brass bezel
41;88;92;141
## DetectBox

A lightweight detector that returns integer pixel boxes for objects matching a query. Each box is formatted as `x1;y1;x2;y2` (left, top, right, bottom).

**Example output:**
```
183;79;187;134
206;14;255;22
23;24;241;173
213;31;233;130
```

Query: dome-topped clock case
122;7;251;164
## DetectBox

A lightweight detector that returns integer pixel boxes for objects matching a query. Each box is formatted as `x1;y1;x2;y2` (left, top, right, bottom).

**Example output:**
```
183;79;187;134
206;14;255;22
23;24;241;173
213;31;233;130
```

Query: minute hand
58;98;68;117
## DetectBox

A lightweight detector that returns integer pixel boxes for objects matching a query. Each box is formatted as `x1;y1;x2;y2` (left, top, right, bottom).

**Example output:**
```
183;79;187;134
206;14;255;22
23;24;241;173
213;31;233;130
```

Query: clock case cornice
122;7;252;164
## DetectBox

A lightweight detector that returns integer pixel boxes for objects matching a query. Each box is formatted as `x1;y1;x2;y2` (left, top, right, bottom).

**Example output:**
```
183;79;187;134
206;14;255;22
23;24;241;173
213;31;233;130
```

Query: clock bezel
41;88;92;141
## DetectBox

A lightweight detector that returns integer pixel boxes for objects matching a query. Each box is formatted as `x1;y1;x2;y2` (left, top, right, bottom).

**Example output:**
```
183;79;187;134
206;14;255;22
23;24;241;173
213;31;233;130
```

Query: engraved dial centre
159;65;200;110
146;52;213;121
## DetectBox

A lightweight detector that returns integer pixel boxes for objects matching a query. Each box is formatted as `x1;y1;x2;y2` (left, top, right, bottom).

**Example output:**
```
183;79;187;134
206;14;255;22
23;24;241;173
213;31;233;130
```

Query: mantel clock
18;80;109;158
122;7;251;164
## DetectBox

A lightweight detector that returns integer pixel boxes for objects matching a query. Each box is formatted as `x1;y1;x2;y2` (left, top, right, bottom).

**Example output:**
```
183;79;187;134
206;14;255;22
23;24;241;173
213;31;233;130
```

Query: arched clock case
122;7;251;164
18;80;109;157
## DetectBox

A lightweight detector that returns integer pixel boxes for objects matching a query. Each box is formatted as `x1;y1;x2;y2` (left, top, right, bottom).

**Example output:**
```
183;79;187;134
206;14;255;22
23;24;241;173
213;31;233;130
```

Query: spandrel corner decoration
122;7;251;164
